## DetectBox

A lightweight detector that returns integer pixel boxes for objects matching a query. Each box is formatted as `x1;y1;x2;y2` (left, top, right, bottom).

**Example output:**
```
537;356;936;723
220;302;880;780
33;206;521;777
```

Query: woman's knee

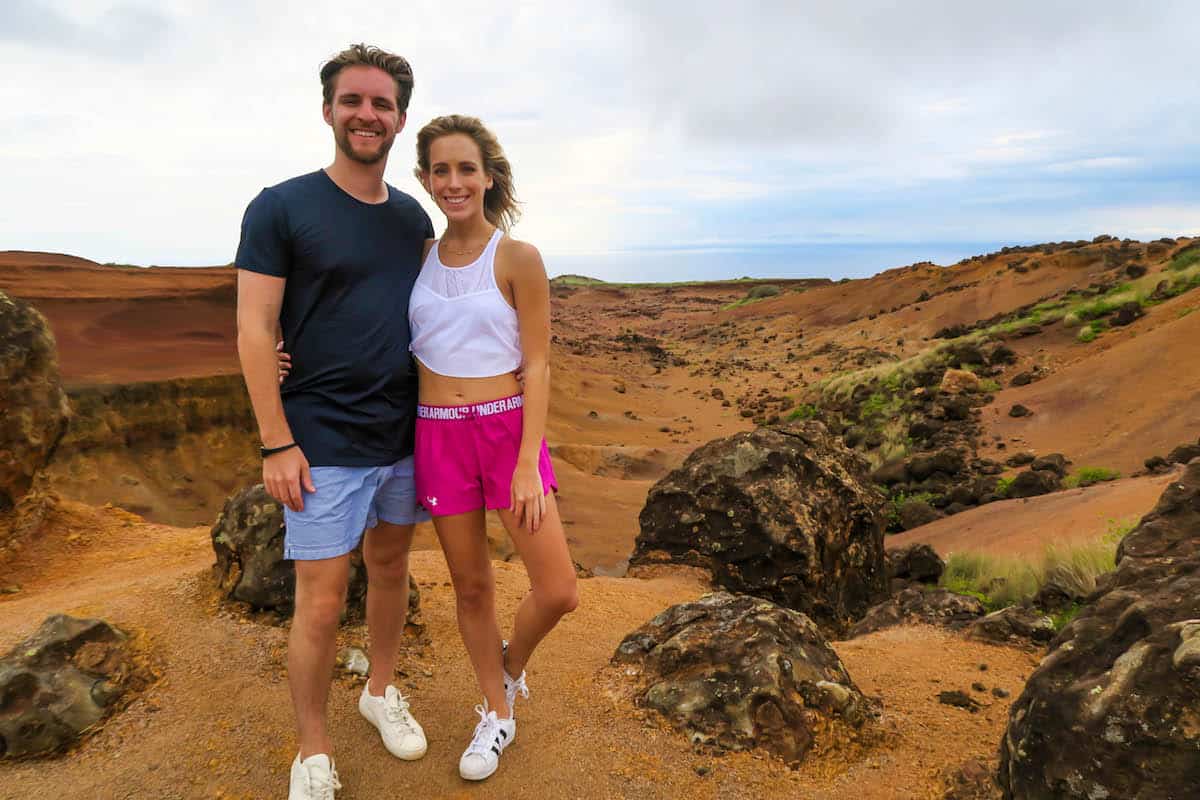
538;580;579;618
453;574;495;614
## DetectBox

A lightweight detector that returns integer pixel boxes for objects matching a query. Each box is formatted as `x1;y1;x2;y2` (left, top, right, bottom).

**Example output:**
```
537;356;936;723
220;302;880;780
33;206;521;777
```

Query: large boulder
886;543;945;584
846;586;986;638
630;422;887;633
0;615;152;757
998;460;1200;798
611;592;875;765
211;485;421;629
966;606;1056;647
1006;468;1062;499
0;291;70;558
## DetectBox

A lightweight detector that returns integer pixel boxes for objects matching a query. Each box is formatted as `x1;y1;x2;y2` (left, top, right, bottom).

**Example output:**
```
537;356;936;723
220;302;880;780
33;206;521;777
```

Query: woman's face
426;133;493;224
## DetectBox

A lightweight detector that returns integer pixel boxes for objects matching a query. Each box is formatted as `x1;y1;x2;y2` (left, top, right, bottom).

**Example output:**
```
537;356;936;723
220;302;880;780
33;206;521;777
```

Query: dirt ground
0;502;1039;800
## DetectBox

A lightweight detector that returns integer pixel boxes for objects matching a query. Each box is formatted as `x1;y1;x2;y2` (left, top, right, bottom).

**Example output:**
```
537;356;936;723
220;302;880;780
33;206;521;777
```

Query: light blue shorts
282;455;431;561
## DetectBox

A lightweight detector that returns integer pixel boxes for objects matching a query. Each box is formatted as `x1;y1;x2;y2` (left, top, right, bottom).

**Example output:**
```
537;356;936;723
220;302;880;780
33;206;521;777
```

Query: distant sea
542;241;1018;284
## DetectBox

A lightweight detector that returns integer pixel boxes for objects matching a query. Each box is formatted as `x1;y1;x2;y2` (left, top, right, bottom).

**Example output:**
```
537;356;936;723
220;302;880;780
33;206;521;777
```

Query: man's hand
264;446;315;512
277;341;292;384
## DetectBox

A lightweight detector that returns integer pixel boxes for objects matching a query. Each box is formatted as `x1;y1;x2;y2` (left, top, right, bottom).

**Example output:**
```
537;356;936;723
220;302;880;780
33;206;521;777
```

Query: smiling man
234;44;433;800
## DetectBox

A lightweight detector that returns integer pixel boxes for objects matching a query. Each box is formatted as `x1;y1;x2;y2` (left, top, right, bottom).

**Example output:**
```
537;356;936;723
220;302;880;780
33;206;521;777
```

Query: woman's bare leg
496;492;579;678
433;509;509;717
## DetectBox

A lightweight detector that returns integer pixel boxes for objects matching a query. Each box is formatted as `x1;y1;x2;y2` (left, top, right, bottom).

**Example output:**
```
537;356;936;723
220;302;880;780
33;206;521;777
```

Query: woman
281;114;578;782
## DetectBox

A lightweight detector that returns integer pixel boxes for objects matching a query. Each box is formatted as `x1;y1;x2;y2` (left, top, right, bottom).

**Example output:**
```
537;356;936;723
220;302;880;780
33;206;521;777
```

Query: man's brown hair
320;44;414;112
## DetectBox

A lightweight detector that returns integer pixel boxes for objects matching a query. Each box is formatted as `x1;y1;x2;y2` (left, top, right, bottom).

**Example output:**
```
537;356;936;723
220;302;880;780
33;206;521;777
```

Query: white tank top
409;228;523;378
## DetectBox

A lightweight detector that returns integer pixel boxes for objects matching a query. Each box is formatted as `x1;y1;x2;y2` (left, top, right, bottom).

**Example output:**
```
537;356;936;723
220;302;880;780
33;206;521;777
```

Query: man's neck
324;156;389;204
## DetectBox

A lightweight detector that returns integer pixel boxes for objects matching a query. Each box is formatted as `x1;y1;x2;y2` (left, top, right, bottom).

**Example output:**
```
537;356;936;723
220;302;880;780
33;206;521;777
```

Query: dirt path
1;507;1038;800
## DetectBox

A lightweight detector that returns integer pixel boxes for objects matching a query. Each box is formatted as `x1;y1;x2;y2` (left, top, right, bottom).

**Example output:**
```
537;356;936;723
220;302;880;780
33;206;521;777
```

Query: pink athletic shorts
413;394;558;517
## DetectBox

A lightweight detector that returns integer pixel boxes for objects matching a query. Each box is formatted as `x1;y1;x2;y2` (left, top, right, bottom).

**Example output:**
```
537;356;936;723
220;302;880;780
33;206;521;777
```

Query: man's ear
322;103;333;127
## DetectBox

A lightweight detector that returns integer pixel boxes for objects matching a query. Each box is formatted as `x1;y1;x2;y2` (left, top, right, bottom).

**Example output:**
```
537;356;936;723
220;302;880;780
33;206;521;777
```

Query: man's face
323;65;405;165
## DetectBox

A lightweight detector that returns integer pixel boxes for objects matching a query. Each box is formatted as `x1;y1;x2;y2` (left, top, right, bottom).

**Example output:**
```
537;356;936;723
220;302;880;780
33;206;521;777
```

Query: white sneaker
358;684;428;760
458;702;516;781
501;640;530;716
289;753;341;800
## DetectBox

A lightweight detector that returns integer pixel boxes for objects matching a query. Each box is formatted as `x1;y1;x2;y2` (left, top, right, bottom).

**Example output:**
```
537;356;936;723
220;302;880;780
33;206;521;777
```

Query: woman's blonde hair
414;115;521;231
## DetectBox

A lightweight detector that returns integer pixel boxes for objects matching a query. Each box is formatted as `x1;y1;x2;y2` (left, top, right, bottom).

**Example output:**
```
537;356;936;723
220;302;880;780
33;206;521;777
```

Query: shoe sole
460;762;499;781
359;703;427;760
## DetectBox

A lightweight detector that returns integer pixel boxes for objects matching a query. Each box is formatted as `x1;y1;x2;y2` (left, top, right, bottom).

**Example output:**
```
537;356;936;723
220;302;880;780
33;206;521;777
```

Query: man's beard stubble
335;123;394;165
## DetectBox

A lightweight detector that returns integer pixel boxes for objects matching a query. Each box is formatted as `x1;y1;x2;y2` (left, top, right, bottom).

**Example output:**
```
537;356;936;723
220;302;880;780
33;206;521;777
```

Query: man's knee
454;574;494;614
295;587;347;632
365;546;410;587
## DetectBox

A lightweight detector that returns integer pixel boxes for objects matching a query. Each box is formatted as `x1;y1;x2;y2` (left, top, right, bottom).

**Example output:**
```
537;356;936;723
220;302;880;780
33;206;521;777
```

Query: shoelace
464;704;500;758
506;670;530;701
384;690;418;732
306;763;341;800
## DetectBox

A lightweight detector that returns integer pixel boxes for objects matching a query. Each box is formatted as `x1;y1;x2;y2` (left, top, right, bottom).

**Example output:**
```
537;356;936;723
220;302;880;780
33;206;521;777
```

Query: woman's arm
505;238;551;531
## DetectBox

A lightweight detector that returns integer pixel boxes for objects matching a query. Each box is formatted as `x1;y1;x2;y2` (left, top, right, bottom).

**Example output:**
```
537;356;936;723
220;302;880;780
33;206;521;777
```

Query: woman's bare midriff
415;359;522;405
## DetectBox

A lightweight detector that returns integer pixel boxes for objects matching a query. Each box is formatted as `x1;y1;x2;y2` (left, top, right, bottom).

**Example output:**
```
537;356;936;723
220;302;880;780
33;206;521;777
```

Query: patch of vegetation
994;475;1015;498
1064;466;1120;488
1180;307;1196;318
1170;247;1200;272
746;284;782;299
980;378;1001;392
1077;325;1098;343
1050;603;1083;632
787;403;818;421
940;530;1124;611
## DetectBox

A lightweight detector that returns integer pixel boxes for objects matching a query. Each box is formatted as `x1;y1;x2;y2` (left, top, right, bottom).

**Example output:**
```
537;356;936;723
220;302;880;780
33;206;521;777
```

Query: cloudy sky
3;0;1199;278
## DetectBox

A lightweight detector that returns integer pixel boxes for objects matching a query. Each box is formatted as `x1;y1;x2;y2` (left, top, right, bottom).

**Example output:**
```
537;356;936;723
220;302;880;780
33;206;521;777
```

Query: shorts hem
377;507;432;526
284;539;360;561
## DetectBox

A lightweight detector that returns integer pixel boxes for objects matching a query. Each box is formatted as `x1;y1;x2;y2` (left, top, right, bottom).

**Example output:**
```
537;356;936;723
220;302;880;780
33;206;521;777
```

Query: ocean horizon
541;241;1023;284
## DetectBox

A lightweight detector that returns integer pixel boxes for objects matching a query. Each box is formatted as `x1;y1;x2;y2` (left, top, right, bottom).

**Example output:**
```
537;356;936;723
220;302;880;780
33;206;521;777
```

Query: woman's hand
276;340;292;384
509;461;545;533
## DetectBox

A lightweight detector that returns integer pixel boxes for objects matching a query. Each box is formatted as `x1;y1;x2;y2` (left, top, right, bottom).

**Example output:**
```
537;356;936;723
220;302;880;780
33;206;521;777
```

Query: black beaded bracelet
260;442;298;458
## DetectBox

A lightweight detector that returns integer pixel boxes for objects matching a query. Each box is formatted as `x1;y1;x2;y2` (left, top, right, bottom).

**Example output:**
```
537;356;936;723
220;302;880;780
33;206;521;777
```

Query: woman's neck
442;216;496;244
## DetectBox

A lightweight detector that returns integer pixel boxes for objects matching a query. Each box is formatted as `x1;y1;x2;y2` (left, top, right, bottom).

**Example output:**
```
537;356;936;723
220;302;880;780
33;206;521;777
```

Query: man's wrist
261;442;298;458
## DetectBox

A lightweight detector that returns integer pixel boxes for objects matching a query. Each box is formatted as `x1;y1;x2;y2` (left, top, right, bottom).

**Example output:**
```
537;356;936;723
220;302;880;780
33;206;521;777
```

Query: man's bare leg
363;521;416;695
290;554;351;759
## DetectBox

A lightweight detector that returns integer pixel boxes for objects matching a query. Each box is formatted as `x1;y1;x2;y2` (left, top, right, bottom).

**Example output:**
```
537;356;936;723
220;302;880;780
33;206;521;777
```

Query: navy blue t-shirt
235;170;434;466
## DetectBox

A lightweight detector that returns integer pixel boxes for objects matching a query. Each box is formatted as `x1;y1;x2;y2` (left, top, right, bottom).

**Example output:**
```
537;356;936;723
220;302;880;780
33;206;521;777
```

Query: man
235;44;431;800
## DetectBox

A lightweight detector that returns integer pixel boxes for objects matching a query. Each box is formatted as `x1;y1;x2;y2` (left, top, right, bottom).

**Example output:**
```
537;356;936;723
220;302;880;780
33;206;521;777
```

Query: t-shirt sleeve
422;207;435;239
235;188;290;277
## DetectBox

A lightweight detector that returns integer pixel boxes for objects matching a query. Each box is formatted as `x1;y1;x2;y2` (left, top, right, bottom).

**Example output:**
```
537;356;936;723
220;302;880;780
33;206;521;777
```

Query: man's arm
237;270;313;511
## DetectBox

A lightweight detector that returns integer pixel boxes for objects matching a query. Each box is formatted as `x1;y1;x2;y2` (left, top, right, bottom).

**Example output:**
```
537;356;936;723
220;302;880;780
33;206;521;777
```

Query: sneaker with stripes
458;701;515;781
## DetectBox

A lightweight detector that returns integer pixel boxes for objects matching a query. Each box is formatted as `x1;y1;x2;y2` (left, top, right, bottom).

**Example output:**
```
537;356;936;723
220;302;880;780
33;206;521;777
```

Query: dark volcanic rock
631;422;887;633
1144;455;1171;474
1007;404;1032;418
0;615;152;757
898;499;943;531
1006;469;1062;499
1110;301;1145;326
908;449;967;481
1010;371;1036;387
611;592;874;765
1029;453;1069;478
966;606;1056;646
0;291;70;557
1168;443;1200;465
883;542;945;585
999;460;1200;799
847;587;986;638
210;485;421;628
887;543;945;584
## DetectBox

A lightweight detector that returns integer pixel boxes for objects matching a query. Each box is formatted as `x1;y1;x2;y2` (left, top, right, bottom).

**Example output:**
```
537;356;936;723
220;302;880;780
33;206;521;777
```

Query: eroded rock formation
0;290;69;560
612;592;874;765
0;615;152;758
631;421;887;633
999;459;1200;798
210;485;421;630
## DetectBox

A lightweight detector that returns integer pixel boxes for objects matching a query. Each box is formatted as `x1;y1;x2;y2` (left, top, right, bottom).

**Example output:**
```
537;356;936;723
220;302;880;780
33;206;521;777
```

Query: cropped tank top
409;228;523;378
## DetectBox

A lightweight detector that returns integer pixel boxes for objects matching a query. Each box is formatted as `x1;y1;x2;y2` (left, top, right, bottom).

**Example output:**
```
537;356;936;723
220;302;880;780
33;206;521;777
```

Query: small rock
588;410;599;418
1008;404;1032;418
938;690;982;713
992;687;1010;699
340;647;369;676
971;682;987;692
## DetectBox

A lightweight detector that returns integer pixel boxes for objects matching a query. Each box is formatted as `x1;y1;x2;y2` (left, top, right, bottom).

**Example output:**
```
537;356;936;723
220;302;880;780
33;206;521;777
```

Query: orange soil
0;501;1038;800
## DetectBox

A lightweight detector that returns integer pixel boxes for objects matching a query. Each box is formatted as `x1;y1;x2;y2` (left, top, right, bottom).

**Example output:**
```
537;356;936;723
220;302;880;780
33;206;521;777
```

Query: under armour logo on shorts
425;496;438;507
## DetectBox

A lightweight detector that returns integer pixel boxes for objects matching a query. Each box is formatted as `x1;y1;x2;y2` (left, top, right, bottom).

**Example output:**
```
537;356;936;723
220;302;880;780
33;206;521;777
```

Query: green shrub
1062;311;1081;327
1077;325;1098;343
1064;466;1120;488
980;378;1001;392
994;476;1015;498
1170;247;1200;272
747;284;782;299
1050;603;1082;631
788;403;818;421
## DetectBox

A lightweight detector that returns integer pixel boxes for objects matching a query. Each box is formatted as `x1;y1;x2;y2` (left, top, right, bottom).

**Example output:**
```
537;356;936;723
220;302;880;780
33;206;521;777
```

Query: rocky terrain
1;236;1197;798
